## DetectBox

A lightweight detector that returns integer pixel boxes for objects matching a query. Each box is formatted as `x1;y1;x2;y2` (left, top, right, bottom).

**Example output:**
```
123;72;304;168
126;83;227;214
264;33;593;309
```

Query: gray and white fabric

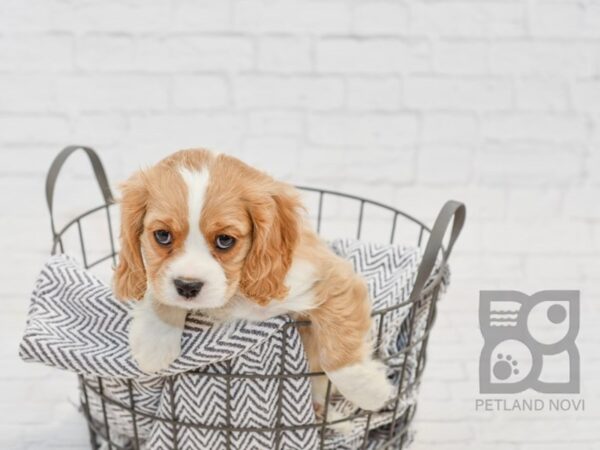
19;239;448;450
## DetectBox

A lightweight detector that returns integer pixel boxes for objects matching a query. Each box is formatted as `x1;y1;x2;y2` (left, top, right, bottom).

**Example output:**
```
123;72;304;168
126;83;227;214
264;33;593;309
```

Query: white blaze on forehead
179;166;210;251
158;164;228;310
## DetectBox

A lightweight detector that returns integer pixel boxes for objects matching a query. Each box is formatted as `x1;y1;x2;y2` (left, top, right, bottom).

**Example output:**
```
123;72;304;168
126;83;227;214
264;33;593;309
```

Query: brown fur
296;232;372;372
114;152;197;300
115;148;373;375
114;149;300;304
237;184;301;304
113;171;148;300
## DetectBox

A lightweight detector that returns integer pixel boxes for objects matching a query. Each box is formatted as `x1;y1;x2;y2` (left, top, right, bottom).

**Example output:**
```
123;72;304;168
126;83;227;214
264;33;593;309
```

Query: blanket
19;239;448;450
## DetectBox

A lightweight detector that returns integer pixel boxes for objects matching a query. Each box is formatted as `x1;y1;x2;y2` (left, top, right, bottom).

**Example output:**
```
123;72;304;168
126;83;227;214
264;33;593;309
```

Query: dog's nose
173;278;204;299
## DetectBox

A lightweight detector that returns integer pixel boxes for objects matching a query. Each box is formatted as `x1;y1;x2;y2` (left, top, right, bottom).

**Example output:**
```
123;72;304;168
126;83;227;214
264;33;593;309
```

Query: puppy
114;149;393;411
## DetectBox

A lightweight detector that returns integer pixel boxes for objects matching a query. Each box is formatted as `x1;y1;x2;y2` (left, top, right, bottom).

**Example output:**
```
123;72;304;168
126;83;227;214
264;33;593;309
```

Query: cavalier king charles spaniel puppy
114;149;393;411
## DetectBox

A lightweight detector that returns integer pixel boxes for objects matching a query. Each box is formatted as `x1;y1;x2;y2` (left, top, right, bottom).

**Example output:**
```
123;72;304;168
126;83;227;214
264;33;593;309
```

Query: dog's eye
154;230;172;246
215;234;235;250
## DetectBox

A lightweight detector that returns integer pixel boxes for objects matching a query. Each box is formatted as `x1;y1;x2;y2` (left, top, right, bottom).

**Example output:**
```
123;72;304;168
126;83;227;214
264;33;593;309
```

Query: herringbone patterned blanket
20;239;447;449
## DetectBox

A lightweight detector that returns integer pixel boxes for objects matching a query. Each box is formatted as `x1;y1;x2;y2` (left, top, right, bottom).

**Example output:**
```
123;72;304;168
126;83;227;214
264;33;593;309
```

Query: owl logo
479;290;580;394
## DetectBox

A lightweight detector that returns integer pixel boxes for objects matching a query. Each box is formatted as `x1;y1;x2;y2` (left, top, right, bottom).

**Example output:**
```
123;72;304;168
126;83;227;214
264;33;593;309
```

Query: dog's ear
113;171;148;301
240;184;301;305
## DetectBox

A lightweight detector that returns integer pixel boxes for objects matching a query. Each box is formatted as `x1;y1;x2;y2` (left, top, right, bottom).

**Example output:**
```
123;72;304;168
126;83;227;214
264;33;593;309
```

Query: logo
479;290;580;394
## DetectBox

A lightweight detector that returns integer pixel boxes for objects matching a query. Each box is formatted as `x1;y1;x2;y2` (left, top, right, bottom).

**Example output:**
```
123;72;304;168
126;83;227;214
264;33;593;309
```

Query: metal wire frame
45;147;461;450
55;194;439;450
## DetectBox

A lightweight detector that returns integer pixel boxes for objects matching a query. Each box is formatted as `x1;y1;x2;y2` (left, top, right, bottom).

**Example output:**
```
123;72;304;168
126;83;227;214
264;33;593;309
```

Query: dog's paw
130;327;181;373
311;374;332;405
327;358;394;411
129;303;183;373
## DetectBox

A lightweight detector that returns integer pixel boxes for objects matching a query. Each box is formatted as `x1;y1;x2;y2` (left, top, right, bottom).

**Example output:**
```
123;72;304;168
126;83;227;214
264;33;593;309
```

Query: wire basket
45;146;465;450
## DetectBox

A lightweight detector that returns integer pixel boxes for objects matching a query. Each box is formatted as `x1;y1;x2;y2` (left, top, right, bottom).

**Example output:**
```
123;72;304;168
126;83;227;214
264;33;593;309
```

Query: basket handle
409;200;466;301
46;145;115;237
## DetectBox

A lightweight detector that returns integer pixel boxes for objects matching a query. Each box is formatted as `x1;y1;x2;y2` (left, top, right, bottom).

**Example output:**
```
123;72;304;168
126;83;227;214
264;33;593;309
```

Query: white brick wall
1;0;599;449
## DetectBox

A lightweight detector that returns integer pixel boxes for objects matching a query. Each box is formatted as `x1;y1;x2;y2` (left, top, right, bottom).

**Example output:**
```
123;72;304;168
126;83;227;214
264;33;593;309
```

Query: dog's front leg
129;296;187;373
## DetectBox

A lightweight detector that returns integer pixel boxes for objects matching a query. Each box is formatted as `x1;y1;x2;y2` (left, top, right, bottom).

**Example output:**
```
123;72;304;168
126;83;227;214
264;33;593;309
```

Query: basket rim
43;146;463;450
50;185;432;249
48;186;446;310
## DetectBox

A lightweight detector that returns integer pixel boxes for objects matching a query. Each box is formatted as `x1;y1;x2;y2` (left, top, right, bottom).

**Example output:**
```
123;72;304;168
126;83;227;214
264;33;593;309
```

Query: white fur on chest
213;258;319;322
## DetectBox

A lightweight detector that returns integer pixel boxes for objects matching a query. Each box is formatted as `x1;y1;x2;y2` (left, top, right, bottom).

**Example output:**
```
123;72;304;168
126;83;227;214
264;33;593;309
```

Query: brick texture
1;1;599;449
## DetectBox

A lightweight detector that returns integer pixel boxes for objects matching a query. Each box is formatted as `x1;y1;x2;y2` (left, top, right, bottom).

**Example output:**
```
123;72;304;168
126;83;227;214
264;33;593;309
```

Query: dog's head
113;149;301;310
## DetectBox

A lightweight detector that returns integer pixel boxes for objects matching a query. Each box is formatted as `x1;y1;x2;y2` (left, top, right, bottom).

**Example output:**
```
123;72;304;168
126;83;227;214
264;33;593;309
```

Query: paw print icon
479;290;580;394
